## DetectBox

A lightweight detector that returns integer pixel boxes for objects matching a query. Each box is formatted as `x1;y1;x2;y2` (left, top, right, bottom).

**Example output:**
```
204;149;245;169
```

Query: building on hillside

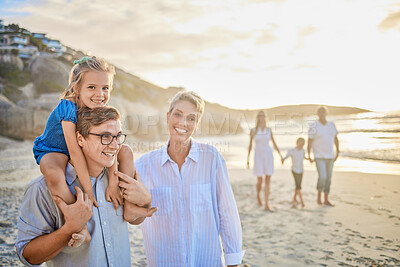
0;32;38;58
45;39;66;56
0;19;5;32
32;32;46;39
0;32;29;48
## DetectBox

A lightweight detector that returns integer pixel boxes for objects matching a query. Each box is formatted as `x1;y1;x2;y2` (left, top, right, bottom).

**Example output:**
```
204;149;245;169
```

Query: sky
1;0;400;111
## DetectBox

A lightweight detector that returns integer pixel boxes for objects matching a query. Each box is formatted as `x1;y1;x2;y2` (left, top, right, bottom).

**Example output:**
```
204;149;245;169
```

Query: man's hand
334;151;340;162
53;187;93;234
117;171;151;207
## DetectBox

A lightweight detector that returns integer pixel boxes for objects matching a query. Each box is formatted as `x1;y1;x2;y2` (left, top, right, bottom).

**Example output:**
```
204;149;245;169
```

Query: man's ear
76;132;84;147
166;112;170;123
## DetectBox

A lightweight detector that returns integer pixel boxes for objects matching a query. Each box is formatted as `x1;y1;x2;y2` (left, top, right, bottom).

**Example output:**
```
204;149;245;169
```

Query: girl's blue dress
33;99;77;164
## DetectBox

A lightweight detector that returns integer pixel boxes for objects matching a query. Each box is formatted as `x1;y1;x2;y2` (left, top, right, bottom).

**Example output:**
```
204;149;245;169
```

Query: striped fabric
136;139;244;267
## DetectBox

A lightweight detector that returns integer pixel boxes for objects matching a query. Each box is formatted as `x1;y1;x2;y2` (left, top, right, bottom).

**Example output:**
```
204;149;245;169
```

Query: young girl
33;56;131;247
281;137;311;208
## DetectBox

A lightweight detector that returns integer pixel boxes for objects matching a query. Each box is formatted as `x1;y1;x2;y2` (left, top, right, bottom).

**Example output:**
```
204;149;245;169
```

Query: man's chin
103;160;116;168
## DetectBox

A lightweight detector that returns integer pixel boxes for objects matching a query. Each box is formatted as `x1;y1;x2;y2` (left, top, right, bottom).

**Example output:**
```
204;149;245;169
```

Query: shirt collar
65;162;78;185
161;138;199;166
65;162;107;185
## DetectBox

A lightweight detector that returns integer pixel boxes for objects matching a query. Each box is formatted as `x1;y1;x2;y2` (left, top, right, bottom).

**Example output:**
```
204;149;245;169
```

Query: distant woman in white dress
247;111;283;211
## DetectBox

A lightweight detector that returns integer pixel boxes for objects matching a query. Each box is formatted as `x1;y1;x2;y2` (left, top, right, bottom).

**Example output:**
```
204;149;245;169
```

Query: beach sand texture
0;138;399;266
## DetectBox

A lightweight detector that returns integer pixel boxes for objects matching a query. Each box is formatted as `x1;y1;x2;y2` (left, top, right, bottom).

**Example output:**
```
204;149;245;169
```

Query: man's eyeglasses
88;133;127;145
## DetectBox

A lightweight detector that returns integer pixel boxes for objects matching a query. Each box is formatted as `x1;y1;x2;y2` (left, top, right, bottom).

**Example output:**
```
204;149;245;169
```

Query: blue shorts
33;146;69;165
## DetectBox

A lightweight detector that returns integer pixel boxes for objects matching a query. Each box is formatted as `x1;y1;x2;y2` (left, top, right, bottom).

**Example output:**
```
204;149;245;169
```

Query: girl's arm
247;129;254;168
62;121;98;207
270;131;283;159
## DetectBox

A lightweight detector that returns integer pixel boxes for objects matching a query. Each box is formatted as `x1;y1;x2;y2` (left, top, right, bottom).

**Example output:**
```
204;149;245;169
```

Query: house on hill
0;32;38;58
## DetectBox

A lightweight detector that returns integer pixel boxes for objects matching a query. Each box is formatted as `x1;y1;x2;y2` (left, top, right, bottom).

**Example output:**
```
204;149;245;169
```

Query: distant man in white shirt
307;106;340;206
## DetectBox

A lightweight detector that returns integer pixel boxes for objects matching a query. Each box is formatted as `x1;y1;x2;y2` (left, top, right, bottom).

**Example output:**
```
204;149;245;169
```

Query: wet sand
0;138;399;266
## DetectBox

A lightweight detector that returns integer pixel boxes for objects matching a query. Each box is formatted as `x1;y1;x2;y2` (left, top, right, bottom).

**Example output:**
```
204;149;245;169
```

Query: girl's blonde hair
61;56;116;106
255;110;266;132
168;90;205;121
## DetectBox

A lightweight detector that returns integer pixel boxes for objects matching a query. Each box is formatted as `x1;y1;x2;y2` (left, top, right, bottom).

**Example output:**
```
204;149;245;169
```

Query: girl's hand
106;185;124;210
86;191;98;208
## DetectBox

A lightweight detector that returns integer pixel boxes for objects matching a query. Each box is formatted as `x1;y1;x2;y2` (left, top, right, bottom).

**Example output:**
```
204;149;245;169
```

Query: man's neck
319;118;327;125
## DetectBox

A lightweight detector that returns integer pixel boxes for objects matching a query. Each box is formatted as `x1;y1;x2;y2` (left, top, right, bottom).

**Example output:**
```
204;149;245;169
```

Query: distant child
281;137;311;208
33;56;155;248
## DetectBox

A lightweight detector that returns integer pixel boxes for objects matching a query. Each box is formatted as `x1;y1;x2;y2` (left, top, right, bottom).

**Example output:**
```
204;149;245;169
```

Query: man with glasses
16;106;152;267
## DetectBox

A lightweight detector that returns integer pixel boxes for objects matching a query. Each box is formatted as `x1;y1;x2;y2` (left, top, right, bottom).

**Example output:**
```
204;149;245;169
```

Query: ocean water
195;110;400;176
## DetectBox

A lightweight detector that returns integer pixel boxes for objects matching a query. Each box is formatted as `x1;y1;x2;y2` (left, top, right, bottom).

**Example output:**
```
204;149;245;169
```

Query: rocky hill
0;53;244;141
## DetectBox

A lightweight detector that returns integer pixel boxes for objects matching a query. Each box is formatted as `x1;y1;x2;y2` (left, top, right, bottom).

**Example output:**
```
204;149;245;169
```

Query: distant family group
247;107;340;211
15;57;244;266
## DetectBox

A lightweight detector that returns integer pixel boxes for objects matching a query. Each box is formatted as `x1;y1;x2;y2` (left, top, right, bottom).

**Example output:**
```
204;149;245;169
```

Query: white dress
253;127;274;176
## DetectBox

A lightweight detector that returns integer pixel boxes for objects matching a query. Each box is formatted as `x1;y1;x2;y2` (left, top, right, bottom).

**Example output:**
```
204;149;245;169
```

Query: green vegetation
0;62;31;101
0;62;31;86
37;80;64;95
29;36;49;52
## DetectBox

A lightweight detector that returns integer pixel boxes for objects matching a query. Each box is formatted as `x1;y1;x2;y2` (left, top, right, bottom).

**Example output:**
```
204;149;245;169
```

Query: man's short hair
317;106;328;114
77;106;120;137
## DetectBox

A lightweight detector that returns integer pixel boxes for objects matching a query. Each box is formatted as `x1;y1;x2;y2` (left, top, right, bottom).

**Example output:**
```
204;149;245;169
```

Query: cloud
296;64;317;69
255;31;277;45
295;26;318;49
378;10;400;32
242;0;286;4
5;0;257;73
232;67;252;72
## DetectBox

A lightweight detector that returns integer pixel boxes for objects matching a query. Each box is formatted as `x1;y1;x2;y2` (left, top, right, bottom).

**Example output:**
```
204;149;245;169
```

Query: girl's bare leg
292;190;298;208
298;190;305;208
40;153;75;204
40;153;91;247
264;175;273;212
256;177;263;206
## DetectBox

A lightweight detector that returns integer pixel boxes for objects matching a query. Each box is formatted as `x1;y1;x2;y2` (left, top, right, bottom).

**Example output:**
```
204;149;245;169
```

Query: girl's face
167;100;199;144
76;71;111;108
257;112;266;126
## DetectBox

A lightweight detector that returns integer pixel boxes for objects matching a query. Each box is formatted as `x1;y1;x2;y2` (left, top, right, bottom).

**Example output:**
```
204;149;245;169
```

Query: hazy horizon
1;0;400;112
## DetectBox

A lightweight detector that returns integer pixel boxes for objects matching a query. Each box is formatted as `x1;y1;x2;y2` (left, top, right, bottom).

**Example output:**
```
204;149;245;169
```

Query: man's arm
19;187;93;265
307;138;313;163
334;135;340;161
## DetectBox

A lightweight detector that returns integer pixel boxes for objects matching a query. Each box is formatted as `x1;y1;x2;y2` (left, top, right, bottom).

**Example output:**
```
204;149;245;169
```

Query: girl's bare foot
301;202;305;208
68;225;91;248
324;200;335;207
257;195;262;206
292;202;297;208
264;205;275;212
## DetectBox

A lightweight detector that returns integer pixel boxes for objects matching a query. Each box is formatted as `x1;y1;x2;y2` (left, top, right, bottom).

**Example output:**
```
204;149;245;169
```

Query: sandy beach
0;137;399;266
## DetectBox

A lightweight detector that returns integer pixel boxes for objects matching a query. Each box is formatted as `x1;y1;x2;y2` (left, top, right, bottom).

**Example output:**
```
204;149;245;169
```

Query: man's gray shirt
16;163;131;267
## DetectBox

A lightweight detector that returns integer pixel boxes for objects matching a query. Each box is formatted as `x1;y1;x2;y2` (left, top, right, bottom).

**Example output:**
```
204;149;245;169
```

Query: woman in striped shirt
133;91;245;267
